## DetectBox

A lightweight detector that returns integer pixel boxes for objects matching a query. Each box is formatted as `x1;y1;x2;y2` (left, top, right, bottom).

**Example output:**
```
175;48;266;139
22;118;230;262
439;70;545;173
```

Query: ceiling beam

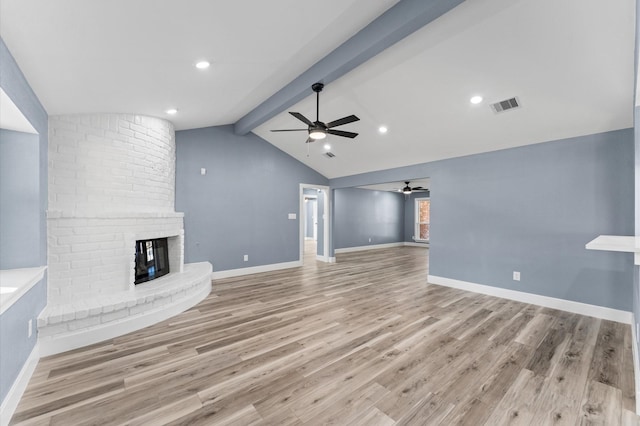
233;0;465;135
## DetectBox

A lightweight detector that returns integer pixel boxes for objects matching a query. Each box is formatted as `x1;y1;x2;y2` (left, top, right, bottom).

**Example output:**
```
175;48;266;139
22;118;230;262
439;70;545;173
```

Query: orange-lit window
415;198;430;242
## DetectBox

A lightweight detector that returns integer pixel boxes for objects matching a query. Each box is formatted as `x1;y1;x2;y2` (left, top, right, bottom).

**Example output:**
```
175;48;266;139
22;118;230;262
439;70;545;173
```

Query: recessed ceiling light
470;95;483;104
323;143;331;150
195;61;210;69
378;126;388;134
166;108;178;115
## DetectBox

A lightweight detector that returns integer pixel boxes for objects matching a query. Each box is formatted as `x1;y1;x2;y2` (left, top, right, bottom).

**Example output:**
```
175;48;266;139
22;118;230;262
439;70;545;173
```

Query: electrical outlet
513;271;520;281
243;255;248;262
28;319;32;338
368;237;372;243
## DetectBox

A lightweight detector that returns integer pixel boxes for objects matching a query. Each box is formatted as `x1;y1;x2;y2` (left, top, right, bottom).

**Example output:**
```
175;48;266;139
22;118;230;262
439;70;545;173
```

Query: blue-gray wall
334;187;405;249
430;130;633;311
404;190;430;243
175;125;328;271
0;129;40;269
0;280;46;403
0;37;48;406
331;129;634;311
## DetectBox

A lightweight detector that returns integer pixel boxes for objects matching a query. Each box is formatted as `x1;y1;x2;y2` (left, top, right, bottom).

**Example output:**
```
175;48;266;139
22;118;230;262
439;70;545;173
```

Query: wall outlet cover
513;271;521;281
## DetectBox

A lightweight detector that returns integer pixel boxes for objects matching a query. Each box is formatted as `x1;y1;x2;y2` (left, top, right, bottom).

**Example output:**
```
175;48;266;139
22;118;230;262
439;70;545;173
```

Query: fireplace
40;113;212;356
135;238;170;284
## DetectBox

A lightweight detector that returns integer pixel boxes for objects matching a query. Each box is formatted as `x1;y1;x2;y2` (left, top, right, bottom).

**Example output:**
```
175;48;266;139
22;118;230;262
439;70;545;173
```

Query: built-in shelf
0;266;47;315
586;235;640;265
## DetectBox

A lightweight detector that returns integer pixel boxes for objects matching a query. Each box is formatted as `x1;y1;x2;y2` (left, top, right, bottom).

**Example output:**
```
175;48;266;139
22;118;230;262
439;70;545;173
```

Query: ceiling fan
270;82;360;143
399;181;429;194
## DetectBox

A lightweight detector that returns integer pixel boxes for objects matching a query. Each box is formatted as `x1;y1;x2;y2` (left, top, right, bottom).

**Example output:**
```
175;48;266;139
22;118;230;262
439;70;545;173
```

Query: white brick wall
49;114;175;214
47;113;186;305
47;213;184;303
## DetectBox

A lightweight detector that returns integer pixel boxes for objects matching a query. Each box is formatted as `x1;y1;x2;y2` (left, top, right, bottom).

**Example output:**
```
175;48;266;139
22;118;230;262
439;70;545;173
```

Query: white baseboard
632;314;640;415
329;257;336;263
211;260;302;280
335;242;405;254
427;275;633;324
334;242;428;254
39;284;211;357
1;343;39;426
316;255;331;263
404;242;429;248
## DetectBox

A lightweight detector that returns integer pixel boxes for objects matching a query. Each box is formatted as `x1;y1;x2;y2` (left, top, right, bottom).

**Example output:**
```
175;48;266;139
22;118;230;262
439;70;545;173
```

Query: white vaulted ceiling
0;0;399;129
1;0;635;179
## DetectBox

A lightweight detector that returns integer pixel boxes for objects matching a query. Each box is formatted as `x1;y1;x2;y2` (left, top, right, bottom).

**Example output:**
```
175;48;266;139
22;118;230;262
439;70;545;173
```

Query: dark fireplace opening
135;238;170;284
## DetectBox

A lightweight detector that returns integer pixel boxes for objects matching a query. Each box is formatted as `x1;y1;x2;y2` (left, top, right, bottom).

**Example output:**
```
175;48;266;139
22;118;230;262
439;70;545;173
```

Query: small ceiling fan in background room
399;181;429;195
270;82;360;154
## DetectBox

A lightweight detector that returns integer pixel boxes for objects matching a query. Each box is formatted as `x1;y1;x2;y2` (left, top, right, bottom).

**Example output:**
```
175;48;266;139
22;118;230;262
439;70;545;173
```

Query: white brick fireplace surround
41;114;211;356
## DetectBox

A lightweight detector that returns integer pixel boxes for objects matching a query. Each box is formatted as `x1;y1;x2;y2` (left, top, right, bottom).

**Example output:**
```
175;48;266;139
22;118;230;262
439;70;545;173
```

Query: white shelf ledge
586;235;640;265
0;266;47;315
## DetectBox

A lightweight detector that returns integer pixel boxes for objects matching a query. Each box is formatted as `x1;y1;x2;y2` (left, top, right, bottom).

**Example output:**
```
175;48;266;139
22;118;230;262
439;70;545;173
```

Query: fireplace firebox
135;238;170;284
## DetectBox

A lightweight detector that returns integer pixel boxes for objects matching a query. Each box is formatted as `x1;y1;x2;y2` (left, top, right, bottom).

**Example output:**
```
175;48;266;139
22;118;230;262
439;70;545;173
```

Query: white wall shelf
586;235;640;265
0;266;47;315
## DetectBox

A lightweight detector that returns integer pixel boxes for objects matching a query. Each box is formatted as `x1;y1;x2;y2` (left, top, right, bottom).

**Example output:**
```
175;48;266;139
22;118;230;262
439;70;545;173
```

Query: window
415;198;430;242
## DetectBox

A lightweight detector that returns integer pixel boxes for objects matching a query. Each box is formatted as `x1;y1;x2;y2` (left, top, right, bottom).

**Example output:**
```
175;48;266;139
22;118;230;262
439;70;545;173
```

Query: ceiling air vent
324;152;336;158
490;97;520;113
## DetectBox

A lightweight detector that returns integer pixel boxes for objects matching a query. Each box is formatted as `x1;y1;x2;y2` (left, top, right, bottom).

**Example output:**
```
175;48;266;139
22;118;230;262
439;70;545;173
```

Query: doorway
299;184;330;264
303;193;318;258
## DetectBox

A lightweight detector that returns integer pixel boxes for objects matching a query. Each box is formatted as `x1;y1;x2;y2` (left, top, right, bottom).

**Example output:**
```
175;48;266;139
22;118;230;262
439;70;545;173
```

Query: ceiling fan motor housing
270;82;359;142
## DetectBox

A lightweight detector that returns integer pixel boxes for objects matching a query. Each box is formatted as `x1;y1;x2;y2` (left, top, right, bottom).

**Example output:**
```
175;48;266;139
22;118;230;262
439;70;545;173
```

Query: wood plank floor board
623;324;637;412
580;380;622;425
9;246;637;425
589;320;627;389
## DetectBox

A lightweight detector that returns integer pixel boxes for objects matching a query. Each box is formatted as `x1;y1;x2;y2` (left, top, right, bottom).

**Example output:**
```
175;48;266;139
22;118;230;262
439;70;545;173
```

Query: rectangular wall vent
491;97;520;113
325;152;336;158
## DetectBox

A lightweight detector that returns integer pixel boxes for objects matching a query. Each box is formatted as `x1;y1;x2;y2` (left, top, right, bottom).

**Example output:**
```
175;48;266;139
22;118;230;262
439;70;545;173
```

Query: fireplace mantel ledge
47;210;184;219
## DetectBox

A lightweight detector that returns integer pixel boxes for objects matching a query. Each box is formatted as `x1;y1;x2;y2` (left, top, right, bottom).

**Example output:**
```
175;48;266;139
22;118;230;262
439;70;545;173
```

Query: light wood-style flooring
10;246;639;425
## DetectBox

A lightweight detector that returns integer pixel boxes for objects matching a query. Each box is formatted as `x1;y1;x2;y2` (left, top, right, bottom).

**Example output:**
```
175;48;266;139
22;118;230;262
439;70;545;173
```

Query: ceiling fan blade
327;129;358;139
270;129;308;132
326;115;360;128
412;186;424;190
290;112;313;126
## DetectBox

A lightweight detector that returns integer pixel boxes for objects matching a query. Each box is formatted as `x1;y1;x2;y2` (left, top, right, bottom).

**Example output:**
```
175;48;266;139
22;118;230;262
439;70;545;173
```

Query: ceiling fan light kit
309;129;327;140
400;181;428;195
271;82;360;147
